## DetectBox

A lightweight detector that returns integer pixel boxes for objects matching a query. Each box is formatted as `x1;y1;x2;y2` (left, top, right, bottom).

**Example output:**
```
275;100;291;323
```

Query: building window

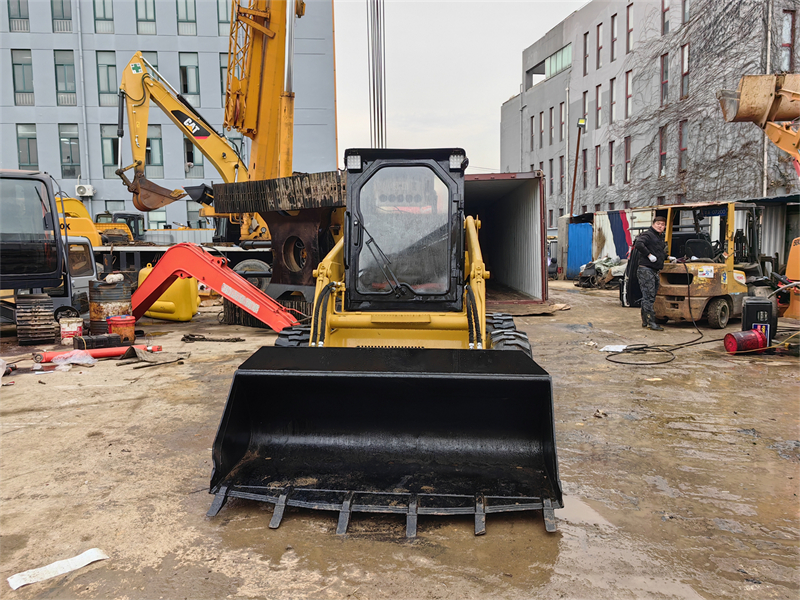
136;0;156;35
218;0;231;36
624;136;631;183
678;120;688;171
582;148;588;189
148;208;167;229
177;0;197;35
660;54;669;106
609;202;615;211
682;0;690;24
582;90;588;119
184;137;204;178
680;44;690;98
559;208;564;218
595;84;601;129
595;204;601;212
611;14;618;62
59;124;80;179
609;140;616;186
145;125;164;179
539;162;544;197
559;155;564;194
676;194;685;204
610;78;616;123
657;196;665;206
51;0;72;32
582;205;587;214
549;107;554;145
11;49;34;106
220;52;229;108
625;70;633;117
662;0;670;35
16;124;37;170
596;23;603;69
530;116;535;151
659;126;667;177
539;111;544;148
9;0;29;31
106;200;125;213
100;124;119;178
549;159;554;195
54;50;76;106
626;3;633;53
94;0;113;33
781;10;795;72
97;51;117;107
624;201;630;209
227;132;246;168
187;202;208;229
179;52;200;107
548;209;554;228
544;44;572;80
595;145;601;187
559;103;565;141
583;32;589;76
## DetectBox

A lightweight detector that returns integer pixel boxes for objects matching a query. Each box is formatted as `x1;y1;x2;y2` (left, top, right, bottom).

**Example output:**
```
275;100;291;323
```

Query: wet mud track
1;282;798;599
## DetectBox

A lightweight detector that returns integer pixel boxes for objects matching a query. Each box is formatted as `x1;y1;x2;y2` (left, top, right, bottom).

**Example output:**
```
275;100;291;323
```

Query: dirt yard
1;281;798;599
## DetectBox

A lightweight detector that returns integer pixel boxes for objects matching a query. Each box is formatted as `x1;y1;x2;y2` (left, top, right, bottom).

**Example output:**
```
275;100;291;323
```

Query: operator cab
343;148;467;312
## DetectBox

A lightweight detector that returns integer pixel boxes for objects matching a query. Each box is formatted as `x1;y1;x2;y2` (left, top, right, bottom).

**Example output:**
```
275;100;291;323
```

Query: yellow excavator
116;50;269;245
207;148;563;537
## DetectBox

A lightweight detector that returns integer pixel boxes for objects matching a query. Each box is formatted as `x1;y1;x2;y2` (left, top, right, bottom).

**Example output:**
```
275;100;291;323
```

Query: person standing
634;216;668;331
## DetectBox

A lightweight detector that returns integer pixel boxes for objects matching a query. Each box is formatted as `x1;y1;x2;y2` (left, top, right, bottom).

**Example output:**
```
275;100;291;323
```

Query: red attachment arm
131;243;299;332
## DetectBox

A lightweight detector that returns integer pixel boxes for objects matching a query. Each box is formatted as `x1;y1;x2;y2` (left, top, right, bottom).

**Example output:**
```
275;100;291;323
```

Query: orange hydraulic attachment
131;243;299;331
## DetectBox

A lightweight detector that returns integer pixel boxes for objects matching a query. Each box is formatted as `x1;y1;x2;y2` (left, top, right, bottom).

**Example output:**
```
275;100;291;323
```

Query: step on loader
208;149;562;537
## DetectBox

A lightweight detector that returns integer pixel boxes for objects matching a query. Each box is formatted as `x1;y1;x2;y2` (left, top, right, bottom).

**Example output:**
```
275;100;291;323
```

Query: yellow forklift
654;201;764;328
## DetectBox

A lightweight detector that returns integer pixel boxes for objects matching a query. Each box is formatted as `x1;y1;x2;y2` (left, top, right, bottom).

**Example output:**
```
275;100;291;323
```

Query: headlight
346;154;362;171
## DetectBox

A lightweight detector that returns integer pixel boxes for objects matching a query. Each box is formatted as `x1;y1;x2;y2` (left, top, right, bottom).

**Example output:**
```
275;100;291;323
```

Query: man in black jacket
634;215;668;331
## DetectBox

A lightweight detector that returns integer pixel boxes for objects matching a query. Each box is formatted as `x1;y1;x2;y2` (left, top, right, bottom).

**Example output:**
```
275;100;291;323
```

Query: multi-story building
1;0;337;228
501;0;799;235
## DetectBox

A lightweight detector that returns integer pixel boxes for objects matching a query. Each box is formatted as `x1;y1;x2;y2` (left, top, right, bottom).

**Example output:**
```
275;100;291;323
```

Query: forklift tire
706;298;730;329
486;313;532;358
234;259;271;293
655;316;669;324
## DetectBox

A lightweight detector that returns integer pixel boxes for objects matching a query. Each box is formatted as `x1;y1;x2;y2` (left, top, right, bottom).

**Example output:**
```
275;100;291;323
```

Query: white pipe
564;86;569;217
284;0;295;94
75;0;91;184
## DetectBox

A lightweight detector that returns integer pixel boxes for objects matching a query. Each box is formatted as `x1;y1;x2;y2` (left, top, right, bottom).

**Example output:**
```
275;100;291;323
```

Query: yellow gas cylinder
137;263;201;322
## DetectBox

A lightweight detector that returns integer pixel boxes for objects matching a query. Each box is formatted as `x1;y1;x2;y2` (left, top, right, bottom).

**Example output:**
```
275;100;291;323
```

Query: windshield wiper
361;223;405;297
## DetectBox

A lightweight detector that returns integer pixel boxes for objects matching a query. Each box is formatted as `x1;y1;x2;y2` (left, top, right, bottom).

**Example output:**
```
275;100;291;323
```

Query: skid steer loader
207;149;562;537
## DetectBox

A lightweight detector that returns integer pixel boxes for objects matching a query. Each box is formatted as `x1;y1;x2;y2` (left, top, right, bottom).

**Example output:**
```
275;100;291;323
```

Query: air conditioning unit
75;184;96;197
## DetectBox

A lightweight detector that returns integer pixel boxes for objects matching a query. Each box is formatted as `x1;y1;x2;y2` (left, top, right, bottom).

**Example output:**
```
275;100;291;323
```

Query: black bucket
208;346;562;536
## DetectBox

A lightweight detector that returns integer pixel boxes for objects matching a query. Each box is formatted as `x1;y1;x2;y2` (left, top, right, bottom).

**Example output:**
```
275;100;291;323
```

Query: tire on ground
485;312;532;358
706;297;730;329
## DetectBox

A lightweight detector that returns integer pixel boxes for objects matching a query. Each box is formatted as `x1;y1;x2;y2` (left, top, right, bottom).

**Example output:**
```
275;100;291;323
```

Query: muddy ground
1;280;798;599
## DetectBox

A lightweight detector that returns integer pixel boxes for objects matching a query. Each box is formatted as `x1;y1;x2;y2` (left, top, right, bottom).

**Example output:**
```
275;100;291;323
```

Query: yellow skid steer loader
207;149;562;537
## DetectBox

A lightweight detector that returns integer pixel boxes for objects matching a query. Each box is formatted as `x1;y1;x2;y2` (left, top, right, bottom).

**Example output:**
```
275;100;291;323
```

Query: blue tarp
567;222;593;279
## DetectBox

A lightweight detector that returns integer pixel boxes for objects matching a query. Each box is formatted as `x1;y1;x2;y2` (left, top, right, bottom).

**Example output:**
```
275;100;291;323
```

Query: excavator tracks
214;171;346;214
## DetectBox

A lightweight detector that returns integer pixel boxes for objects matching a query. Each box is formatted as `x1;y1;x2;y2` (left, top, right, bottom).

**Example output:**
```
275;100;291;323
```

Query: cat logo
172;110;210;140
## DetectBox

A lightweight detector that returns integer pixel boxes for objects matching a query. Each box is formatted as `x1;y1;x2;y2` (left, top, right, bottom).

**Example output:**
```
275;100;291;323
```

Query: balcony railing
137;20;156;35
103;165;117;179
57;92;77;106
9;18;29;31
145;165;164;179
15;92;34;106
185;164;204;179
61;165;80;179
95;20;114;34
53;19;72;32
99;93;117;107
178;22;196;36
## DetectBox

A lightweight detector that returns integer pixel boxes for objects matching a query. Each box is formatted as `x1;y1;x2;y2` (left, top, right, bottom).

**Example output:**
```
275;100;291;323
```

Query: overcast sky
332;0;587;172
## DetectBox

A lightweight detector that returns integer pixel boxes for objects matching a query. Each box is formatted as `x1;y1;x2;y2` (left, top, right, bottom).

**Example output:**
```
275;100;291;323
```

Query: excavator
207;148;563;537
117;1;343;311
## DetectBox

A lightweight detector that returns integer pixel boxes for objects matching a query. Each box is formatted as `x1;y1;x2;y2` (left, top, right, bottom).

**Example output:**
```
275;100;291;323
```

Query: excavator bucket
719;74;800;125
208;346;562;537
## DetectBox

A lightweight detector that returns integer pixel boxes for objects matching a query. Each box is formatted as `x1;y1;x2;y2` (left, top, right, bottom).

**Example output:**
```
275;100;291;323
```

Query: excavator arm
117;51;248;211
719;74;800;163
